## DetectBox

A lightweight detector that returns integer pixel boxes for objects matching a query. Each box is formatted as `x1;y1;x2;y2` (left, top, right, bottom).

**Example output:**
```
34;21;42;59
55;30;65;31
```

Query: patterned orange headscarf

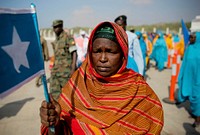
87;22;129;81
41;22;164;135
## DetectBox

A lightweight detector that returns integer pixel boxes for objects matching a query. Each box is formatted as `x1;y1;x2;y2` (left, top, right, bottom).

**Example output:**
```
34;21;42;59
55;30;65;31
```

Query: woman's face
91;38;123;77
189;34;196;44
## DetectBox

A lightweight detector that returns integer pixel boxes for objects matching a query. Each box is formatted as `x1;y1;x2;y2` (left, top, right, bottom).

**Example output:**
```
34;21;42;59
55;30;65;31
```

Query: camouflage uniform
35;36;49;87
50;23;76;100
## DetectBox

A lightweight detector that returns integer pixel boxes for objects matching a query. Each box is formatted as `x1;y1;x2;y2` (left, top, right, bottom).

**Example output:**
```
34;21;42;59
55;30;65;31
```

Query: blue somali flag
181;19;189;48
0;7;44;98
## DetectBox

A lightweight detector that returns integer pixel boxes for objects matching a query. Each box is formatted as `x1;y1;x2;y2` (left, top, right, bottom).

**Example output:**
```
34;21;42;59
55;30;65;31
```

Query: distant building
190;15;200;32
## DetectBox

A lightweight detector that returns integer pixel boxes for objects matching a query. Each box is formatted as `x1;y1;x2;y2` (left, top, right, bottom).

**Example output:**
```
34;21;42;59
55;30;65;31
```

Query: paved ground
0;40;200;135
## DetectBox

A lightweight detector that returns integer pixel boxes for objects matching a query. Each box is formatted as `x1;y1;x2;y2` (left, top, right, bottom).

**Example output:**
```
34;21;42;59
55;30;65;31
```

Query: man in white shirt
74;30;89;67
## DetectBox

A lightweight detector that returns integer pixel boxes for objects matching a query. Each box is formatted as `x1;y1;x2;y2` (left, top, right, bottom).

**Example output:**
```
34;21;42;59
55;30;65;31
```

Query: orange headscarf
87;22;129;81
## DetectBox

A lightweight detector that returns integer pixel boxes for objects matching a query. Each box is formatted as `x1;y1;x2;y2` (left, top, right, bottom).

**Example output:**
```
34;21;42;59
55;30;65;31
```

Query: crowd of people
37;15;200;134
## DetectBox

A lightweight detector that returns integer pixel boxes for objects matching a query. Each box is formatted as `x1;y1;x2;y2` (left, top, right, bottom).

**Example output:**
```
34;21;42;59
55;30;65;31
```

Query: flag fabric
0;7;44;98
181;19;190;48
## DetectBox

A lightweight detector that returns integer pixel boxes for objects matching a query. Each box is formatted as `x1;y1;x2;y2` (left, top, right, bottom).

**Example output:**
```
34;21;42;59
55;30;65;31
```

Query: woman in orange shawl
40;21;164;135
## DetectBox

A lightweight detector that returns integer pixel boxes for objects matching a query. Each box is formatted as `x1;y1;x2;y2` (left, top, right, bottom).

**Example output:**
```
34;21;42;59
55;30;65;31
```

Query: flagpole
30;3;55;133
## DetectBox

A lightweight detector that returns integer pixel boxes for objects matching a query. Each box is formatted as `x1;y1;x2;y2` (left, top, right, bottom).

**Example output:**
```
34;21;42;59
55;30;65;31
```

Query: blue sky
1;0;200;29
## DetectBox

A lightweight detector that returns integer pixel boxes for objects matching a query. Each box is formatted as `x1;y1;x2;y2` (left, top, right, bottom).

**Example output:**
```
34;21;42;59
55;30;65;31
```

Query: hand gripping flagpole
30;3;55;133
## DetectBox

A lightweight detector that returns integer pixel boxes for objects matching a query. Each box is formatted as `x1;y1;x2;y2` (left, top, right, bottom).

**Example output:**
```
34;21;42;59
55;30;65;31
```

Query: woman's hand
40;94;61;127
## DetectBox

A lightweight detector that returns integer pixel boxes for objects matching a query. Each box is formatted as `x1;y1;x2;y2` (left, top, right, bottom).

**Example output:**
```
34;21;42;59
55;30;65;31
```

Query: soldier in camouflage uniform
35;36;49;87
50;20;77;100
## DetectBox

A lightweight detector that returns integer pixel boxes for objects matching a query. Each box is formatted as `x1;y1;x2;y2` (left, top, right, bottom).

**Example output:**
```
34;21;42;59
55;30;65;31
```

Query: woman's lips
97;66;110;72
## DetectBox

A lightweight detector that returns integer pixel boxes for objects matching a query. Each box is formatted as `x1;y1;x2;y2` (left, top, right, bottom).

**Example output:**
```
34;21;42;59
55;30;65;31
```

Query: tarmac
0;40;200;135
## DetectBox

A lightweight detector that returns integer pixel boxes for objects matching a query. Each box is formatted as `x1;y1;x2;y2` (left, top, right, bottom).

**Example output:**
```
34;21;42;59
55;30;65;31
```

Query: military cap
52;20;63;27
114;15;127;24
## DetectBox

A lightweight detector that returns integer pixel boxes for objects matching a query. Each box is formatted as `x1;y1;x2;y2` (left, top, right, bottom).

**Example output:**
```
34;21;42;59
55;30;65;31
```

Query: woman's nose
100;52;107;62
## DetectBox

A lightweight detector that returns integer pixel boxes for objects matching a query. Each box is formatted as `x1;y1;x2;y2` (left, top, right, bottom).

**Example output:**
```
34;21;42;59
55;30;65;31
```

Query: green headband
93;26;117;42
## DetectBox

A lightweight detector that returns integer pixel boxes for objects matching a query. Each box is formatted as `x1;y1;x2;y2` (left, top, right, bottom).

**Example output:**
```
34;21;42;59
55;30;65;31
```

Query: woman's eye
107;49;118;54
93;49;101;53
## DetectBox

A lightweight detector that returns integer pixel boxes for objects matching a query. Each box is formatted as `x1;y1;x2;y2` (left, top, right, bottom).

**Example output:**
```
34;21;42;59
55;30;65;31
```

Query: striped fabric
41;22;163;135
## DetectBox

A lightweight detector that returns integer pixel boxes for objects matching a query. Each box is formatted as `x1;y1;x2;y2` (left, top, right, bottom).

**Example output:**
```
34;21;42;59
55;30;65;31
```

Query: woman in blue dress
177;32;200;128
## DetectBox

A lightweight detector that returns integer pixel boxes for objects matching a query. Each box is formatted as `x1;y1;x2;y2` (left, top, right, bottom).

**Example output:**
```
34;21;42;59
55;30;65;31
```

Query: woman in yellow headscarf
143;33;153;69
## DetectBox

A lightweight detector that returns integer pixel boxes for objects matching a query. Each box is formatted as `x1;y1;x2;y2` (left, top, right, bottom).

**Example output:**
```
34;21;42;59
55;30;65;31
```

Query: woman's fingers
41;118;50;127
40;108;57;126
40;95;61;127
40;100;58;127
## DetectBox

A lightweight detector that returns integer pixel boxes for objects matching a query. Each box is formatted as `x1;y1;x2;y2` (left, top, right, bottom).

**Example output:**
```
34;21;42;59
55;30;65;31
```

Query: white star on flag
1;26;30;73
